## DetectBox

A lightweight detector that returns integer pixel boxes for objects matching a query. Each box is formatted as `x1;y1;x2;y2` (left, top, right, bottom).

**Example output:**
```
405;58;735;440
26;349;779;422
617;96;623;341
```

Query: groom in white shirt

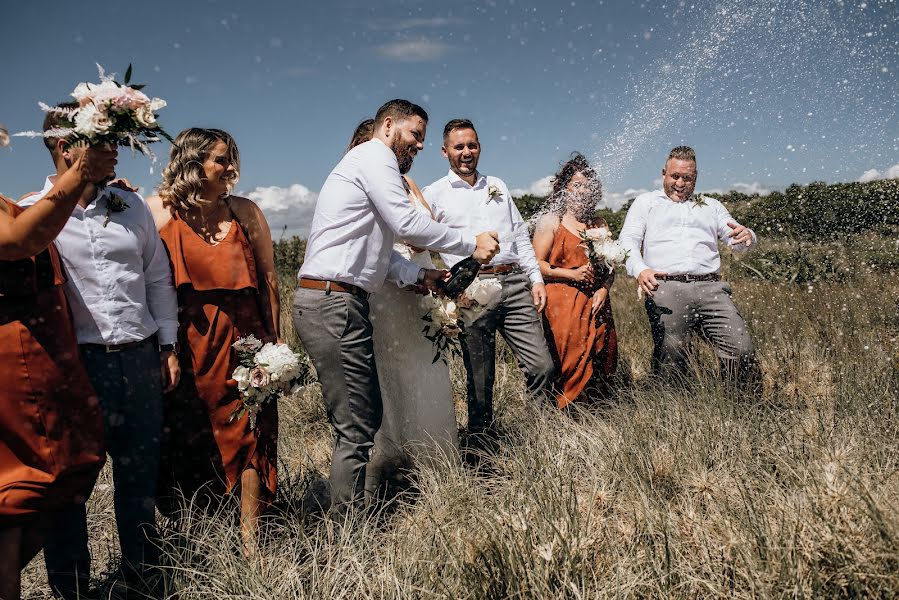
619;146;759;387
294;100;499;515
423;119;555;441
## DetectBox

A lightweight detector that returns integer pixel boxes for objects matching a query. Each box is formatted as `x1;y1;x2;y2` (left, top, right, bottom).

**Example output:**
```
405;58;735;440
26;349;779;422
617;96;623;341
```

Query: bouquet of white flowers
15;63;173;156
230;335;303;429
421;277;502;363
579;226;629;273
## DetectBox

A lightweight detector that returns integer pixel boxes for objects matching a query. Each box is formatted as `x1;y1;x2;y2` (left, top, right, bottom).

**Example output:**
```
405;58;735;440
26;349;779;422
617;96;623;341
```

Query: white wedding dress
366;191;459;497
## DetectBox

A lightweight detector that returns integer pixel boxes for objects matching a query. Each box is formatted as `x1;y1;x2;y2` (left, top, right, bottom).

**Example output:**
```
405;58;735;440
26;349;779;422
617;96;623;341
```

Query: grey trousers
461;271;556;433
45;338;163;598
292;287;381;514
645;280;757;385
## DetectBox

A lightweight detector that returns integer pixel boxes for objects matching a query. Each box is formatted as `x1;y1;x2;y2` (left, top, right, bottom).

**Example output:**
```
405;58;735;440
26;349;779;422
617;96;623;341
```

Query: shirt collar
447;169;486;189
44;174;107;208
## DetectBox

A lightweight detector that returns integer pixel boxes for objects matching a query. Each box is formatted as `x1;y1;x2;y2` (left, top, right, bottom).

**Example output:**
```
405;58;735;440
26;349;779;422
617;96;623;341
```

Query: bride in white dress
367;173;459;497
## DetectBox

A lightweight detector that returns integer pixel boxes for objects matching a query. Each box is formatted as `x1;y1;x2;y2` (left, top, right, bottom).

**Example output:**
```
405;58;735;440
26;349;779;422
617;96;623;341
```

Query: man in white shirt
20;105;180;596
619;146;758;387
294;100;499;515
423;119;555;441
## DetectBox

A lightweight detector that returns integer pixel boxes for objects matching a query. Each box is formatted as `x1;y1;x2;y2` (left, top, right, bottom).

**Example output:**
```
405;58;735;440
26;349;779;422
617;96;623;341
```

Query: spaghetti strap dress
156;207;277;513
542;225;618;408
0;195;105;528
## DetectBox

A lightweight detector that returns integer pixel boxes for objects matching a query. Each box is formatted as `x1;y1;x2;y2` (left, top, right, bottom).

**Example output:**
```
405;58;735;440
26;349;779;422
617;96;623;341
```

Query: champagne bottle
439;256;481;299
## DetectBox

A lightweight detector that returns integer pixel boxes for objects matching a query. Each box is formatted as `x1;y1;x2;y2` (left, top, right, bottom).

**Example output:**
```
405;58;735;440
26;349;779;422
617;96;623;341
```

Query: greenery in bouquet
230;335;302;429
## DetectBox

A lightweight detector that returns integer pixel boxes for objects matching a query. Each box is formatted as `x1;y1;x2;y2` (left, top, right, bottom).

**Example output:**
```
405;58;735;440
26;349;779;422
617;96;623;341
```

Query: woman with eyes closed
532;152;618;408
148;128;278;556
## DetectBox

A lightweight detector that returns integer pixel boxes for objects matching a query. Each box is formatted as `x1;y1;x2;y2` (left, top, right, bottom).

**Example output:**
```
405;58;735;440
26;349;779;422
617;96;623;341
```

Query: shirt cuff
528;270;544;285
627;258;650;279
156;325;178;347
396;262;423;288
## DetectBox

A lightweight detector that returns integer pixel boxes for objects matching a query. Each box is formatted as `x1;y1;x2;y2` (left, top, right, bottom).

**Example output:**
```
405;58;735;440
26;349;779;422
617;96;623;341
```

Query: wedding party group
0;94;758;599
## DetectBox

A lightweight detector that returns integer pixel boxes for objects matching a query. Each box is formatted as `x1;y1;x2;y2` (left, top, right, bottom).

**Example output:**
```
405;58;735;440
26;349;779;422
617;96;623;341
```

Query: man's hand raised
473;231;500;264
726;222;753;247
637;268;667;298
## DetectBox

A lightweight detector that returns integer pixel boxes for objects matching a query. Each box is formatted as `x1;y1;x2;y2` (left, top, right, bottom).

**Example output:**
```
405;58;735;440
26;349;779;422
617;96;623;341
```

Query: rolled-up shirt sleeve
714;199;757;253
140;200;179;346
619;196;651;278
385;250;423;287
362;147;476;257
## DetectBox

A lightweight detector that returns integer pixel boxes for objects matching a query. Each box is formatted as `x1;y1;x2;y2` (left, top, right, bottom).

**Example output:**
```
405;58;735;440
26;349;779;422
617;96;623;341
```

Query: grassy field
21;258;899;598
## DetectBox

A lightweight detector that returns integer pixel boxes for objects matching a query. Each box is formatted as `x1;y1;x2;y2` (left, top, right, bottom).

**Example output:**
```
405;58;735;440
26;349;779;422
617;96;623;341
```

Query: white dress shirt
422;171;544;285
21;178;178;346
619;190;758;278
299;138;477;293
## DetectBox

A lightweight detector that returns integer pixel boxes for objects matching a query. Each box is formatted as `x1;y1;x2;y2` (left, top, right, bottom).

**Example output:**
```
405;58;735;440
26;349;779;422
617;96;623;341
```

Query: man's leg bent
495;273;555;402
645;281;694;378
293;288;381;514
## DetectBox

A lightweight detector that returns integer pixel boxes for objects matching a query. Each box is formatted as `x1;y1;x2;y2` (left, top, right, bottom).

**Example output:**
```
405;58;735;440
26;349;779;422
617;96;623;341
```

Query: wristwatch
159;343;176;353
416;268;427;285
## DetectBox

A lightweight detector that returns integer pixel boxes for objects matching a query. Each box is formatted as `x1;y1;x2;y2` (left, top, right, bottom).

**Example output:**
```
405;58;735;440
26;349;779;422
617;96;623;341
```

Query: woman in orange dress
150;128;279;556
0;147;115;600
533;153;618;408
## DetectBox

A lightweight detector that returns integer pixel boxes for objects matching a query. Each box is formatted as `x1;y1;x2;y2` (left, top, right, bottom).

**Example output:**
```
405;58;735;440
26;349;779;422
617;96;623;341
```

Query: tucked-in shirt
21;177;178;346
299;138;477;293
422;171;544;285
619;189;758;278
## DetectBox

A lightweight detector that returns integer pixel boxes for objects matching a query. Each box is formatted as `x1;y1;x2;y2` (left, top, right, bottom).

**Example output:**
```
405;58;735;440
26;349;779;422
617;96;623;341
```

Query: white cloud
368;17;468;31
375;39;450;62
858;163;899;182
510;176;554;198
603;188;649;210
244;184;318;239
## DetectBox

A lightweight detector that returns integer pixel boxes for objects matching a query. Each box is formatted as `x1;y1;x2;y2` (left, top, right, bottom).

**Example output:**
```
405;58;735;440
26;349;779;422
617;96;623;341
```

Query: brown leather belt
80;335;155;354
479;263;520;275
298;277;369;299
657;273;720;283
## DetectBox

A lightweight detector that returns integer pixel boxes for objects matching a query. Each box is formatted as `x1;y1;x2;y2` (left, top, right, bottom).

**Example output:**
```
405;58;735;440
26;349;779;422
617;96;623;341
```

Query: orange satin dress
542;225;618;408
0;196;105;527
156;210;277;512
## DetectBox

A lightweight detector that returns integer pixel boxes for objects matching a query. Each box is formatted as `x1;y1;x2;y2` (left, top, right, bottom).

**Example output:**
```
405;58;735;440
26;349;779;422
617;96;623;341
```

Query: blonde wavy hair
158;128;241;210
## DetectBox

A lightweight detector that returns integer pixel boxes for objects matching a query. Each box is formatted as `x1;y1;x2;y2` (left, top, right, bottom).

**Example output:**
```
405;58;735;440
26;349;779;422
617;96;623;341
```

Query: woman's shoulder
227;195;265;220
145;194;173;231
534;212;561;235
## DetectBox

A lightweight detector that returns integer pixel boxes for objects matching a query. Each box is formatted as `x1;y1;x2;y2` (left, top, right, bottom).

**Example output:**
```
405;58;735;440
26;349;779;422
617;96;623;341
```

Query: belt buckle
105;344;122;353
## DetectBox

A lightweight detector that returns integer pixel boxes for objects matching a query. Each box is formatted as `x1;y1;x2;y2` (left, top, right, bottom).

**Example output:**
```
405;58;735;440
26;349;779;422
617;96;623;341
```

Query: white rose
135;106;157;127
584;226;611;241
465;277;501;306
232;365;251;391
71;82;95;105
73;104;113;137
149;97;167;112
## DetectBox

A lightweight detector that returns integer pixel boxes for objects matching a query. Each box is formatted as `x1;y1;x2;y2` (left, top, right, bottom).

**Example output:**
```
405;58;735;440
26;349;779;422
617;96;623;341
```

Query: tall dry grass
22;273;899;599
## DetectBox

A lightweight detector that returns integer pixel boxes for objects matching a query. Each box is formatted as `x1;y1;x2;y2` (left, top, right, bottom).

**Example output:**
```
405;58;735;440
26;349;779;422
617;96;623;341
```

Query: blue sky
1;0;896;237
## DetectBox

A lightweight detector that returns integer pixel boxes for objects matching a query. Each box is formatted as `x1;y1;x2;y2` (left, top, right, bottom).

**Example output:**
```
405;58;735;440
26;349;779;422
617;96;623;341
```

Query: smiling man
619;146;759;389
294;100;499;516
423;119;554;444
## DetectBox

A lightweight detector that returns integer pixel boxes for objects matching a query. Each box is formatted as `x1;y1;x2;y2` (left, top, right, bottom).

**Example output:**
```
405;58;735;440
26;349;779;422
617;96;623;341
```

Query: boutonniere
689;195;707;208
103;192;130;227
487;184;502;202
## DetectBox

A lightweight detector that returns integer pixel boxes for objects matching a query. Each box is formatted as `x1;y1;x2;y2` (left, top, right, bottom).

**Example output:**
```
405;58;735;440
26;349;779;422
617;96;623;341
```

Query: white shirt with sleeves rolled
422;171;544;285
20;177;179;346
298;138;477;293
619;190;758;279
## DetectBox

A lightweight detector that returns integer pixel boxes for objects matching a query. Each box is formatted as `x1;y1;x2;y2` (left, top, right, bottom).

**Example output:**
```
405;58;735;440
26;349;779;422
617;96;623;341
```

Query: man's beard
390;133;415;174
